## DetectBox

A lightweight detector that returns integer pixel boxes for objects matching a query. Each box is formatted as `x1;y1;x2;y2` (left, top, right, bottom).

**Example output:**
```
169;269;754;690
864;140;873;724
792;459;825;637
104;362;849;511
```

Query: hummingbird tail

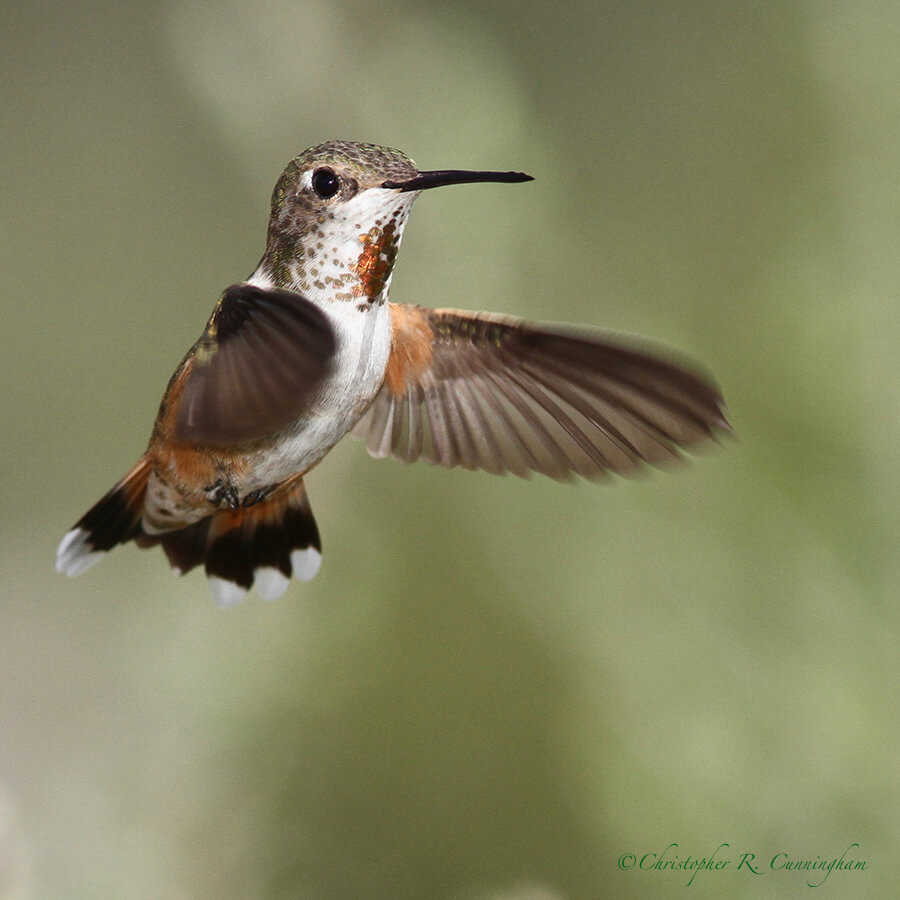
55;455;153;578
56;463;321;605
153;475;322;606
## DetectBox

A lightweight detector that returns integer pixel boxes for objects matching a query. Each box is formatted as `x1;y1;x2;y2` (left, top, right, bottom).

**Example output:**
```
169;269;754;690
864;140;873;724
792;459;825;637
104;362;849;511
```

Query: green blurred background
2;1;898;897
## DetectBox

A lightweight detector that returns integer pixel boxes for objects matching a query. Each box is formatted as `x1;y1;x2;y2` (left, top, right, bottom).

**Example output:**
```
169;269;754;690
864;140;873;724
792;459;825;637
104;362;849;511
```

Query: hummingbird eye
311;168;341;199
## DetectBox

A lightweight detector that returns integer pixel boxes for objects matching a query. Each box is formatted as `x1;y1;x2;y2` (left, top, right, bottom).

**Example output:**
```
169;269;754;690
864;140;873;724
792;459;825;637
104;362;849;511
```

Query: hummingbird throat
353;223;400;302
262;190;415;308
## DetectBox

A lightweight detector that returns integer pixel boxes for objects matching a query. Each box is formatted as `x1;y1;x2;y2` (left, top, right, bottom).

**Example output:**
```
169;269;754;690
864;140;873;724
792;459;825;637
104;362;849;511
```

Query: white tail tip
254;567;291;602
290;547;322;582
208;576;249;608
55;528;104;577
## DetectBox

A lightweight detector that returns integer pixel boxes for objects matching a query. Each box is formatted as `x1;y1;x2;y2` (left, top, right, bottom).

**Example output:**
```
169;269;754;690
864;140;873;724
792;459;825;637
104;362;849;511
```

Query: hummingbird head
259;140;532;305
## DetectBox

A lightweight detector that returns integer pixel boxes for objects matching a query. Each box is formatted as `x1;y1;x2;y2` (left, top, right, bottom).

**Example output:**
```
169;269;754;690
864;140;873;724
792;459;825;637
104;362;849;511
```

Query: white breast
241;291;392;487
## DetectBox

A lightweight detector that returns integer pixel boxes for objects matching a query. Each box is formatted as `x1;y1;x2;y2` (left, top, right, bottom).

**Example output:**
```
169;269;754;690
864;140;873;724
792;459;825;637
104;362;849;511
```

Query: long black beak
382;169;533;192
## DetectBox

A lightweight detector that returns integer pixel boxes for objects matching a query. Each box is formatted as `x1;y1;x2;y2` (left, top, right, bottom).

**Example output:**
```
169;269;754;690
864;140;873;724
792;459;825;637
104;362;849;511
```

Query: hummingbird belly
243;300;392;486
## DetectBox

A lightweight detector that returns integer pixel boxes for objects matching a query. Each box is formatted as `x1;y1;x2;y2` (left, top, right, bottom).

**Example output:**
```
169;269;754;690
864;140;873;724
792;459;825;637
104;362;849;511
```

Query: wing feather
352;305;728;480
173;283;336;446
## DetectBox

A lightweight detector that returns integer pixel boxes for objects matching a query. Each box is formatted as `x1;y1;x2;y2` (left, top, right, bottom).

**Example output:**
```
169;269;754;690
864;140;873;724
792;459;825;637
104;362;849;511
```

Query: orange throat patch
353;223;399;301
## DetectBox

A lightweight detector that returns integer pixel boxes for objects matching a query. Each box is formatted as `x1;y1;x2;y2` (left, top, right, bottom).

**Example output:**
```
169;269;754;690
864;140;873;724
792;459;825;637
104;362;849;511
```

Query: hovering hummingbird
56;140;728;606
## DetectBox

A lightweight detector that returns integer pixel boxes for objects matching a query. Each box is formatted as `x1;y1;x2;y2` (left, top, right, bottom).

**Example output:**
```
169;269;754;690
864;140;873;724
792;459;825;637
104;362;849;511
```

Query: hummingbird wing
172;283;336;446
352;304;728;480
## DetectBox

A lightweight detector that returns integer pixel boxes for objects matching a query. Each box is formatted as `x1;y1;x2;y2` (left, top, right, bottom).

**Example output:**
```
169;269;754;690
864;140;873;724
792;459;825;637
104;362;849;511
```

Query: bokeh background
2;1;898;897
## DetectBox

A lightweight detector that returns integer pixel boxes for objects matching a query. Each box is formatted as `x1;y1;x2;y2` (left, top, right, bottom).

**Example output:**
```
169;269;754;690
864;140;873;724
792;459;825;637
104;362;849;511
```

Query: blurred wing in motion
353;303;728;480
173;283;336;446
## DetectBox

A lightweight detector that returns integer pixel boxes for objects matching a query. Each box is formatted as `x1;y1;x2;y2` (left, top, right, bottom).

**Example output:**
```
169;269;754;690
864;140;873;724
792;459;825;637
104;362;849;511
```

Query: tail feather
141;516;211;576
156;475;322;605
57;464;322;605
56;456;153;577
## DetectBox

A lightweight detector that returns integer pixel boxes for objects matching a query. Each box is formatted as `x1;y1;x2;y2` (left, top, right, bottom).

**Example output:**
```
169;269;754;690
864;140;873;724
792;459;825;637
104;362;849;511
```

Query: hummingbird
56;140;728;607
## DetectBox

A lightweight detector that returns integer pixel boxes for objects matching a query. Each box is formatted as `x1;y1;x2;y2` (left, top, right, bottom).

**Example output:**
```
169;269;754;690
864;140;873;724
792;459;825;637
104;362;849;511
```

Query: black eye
312;168;341;199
